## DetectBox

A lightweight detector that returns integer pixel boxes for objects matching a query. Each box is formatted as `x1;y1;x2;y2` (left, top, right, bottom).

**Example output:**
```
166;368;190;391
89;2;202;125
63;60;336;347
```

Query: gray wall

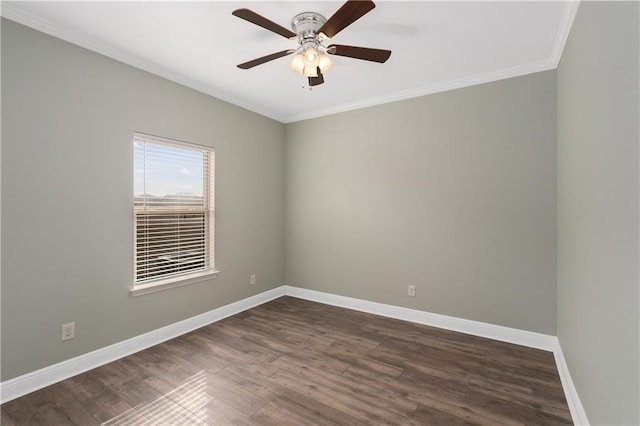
285;71;558;335
1;19;286;381
557;2;639;425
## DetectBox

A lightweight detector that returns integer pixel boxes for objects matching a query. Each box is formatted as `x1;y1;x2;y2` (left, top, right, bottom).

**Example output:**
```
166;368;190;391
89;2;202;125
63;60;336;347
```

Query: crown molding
283;58;556;123
550;0;581;68
0;3;287;123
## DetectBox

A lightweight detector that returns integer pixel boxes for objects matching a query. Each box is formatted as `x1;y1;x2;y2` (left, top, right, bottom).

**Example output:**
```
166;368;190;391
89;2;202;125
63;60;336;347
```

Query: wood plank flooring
1;296;572;425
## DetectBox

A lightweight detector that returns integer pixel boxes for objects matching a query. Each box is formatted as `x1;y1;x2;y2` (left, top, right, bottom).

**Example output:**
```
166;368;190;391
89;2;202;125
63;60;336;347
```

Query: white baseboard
0;286;285;404
1;284;589;426
283;285;589;425
552;342;590;425
283;285;557;351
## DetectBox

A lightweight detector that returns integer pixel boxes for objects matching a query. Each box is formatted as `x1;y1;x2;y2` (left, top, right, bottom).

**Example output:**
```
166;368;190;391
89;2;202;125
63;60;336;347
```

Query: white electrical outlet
61;322;75;341
250;274;256;285
408;285;416;297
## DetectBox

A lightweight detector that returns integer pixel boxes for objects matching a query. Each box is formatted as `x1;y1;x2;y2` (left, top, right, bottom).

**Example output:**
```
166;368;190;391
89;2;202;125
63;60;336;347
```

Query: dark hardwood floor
1;296;572;425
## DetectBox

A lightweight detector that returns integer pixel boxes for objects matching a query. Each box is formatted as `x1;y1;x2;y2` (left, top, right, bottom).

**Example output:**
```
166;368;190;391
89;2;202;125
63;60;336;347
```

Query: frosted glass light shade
318;54;333;73
289;54;305;74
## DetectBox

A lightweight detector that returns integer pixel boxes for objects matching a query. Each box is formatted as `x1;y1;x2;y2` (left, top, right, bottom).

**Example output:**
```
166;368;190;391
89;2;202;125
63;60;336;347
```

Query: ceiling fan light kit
232;0;391;87
288;47;333;77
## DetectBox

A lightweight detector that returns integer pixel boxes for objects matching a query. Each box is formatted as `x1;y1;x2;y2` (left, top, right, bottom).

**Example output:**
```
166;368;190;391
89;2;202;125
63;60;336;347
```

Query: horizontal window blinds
133;133;214;285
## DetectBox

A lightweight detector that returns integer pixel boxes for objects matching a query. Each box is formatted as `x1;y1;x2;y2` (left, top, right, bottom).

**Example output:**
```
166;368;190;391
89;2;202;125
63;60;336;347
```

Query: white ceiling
3;1;578;123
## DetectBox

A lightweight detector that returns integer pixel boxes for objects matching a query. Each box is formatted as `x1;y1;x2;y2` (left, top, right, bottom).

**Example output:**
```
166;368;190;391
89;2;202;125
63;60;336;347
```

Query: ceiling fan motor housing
291;12;327;42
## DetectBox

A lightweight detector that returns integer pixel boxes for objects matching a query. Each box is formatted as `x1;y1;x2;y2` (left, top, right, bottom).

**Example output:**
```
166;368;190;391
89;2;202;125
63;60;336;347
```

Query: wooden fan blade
318;0;376;38
327;44;391;63
237;49;295;69
308;67;325;86
232;8;297;39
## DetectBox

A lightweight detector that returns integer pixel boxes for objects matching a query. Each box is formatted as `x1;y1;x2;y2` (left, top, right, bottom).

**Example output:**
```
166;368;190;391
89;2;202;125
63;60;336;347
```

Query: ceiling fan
232;0;391;87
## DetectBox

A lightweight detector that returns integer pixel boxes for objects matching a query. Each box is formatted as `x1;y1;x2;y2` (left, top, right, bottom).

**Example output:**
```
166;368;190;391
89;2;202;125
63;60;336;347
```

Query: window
132;133;216;296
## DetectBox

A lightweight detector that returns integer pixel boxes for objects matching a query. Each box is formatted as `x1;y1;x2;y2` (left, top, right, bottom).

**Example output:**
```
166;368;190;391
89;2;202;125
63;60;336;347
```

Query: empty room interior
1;1;639;425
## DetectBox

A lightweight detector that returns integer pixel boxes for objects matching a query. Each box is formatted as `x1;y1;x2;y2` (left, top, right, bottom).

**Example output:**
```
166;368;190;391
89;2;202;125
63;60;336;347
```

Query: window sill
130;270;220;297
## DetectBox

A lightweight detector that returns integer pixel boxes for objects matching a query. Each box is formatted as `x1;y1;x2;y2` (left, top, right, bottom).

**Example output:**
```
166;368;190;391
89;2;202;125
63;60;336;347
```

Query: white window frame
131;133;218;297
